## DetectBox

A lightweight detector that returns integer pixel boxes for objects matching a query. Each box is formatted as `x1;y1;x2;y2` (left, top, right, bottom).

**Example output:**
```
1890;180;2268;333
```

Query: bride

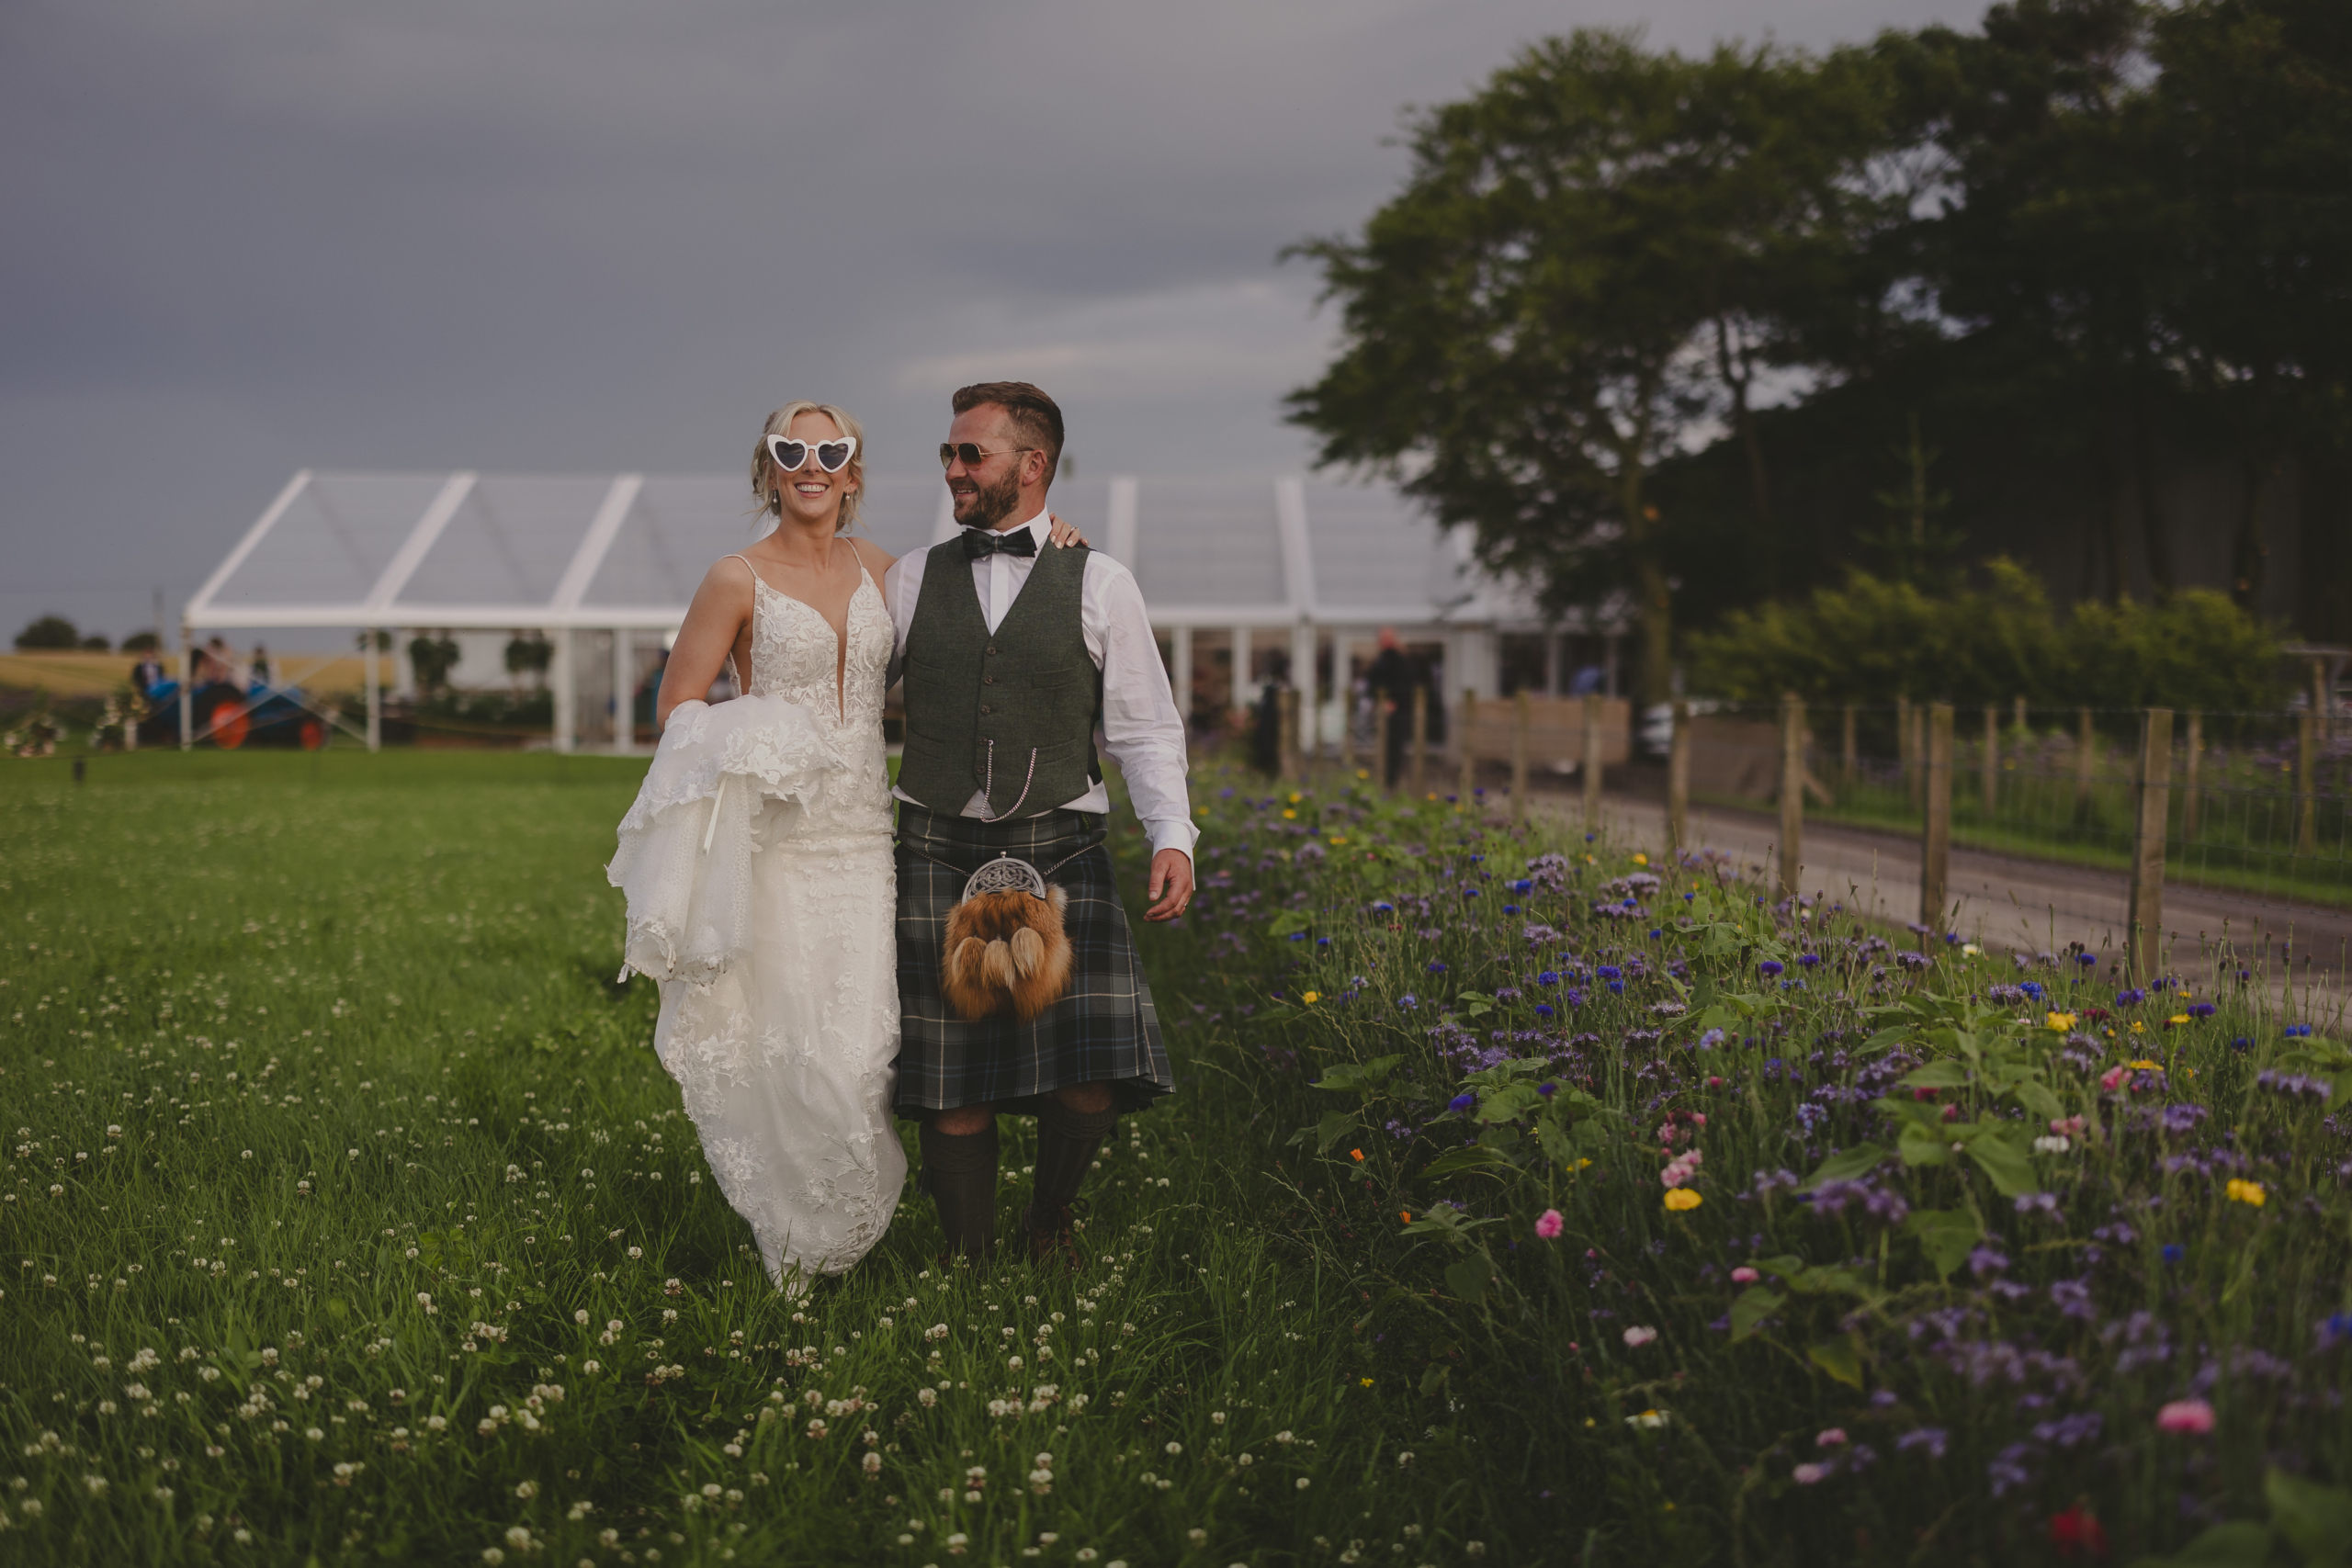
607;401;1080;1291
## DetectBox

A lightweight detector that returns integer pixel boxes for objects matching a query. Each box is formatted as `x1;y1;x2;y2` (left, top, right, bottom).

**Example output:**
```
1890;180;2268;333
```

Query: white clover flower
514;1481;537;1499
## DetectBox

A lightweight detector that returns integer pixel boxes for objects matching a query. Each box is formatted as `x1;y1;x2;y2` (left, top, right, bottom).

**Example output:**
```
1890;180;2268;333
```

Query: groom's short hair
952;381;1064;489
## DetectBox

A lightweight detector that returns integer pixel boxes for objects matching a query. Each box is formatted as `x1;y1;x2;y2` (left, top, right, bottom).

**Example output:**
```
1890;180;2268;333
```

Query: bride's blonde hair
752;401;867;530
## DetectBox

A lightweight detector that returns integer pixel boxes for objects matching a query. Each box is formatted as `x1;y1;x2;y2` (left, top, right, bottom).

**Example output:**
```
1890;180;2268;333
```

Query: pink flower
1691;1112;1707;1126
1730;1266;1759;1284
1660;1166;1687;1189
2099;1065;2129;1092
2156;1399;2214;1435
1533;1209;1564;1240
1792;1462;1827;1484
1622;1325;1657;1348
1815;1428;1848;1448
2049;1115;2086;1137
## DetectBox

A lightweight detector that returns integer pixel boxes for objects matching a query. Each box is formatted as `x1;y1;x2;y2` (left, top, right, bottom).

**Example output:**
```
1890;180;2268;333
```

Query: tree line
1286;0;2350;704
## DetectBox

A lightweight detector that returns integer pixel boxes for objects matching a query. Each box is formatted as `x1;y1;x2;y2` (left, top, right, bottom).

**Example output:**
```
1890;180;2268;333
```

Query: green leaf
1267;909;1314;940
1314;1055;1403;1095
1442;1256;1490;1306
1689;973;1717;1015
1895;1122;1955;1168
2264;1468;2352;1565
1806;1337;1865;1389
1456;994;1494;1018
1314;1111;1356;1156
1420;1145;1518;1180
1901;1208;1984;1279
1536;1118;1577;1166
1897;1062;1971;1089
1729;1286;1783;1343
1857;1026;1909;1055
2015;1078;2064;1122
1800;1143;1887;1190
1400;1207;1503;1240
1964;1128;2041;1199
2143;1520;2277;1566
1419;1364;1450;1397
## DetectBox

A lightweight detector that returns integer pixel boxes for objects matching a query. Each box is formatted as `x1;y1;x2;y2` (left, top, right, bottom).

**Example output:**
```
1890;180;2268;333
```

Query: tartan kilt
893;803;1173;1118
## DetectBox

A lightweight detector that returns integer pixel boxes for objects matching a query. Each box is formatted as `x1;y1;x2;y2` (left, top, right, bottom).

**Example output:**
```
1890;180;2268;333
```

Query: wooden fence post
1981;704;1999;815
1581;693;1604;829
1922;704;1953;943
1458;690;1478;808
1374;701;1391;793
2075;707;2098;817
2318;658;2335;745
1409;686;1428;799
2180;711;2202;840
2127;708;2174;981
2013;694;2028;735
1511;690;1531;824
2299;695;2320;856
1337;677;1354;773
1895;695;1914;806
1668;697;1690;860
1841;704;1858;786
1778;694;1804;902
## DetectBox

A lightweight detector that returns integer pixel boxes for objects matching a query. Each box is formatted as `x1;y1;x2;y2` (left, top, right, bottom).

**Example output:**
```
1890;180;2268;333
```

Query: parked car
1639;697;1724;758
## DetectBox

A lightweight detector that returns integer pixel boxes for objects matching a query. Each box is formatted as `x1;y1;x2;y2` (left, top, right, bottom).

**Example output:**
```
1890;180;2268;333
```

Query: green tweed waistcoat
898;540;1102;819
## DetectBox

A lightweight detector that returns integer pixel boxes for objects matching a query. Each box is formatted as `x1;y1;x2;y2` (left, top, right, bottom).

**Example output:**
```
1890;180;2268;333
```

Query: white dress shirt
886;508;1197;860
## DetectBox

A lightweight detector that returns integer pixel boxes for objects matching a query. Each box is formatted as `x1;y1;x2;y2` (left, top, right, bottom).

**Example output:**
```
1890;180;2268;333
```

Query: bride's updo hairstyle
752;400;867;530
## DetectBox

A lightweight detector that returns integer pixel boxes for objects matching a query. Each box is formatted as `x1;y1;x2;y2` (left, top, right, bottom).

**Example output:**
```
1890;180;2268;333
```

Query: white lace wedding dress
606;554;903;1291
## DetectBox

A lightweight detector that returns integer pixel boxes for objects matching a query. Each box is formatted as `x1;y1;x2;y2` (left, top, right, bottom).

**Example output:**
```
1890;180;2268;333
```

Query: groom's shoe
1022;1200;1085;1272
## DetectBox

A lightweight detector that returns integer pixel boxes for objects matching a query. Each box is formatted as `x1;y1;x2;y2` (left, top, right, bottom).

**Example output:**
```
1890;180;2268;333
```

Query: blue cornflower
2286;1023;2315;1038
1647;929;1662;941
1584;832;1597;842
1537;971;1560;987
1608;981;1624;996
1797;953;1820;968
1536;1082;1556;1099
1697;1028;1724;1050
1373;901;1395;914
2188;1002;2215;1019
2019;980;2043;999
1468;854;1485;863
1317;936;1332;948
1758;960;1785;977
2160;1244;2184;1265
1534;1004;1555;1020
1464;887;1482;899
1448;1092;1477;1113
1397;994;1419;1010
1427;961;1448;975
1511;879;1533;893
1501;905;1521;915
1595;965;1622;981
1289;931;1307;942
2116;987;2148;1006
2319;1313;2352;1351
2076;953;2098;965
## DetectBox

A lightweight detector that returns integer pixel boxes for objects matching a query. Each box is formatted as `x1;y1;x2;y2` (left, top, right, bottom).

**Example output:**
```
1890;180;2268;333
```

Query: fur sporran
941;856;1074;1022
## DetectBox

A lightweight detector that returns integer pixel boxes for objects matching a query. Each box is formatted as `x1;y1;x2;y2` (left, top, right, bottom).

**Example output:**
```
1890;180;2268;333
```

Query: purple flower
1896;1427;1949;1461
2256;1069;2332;1101
2316;1313;2352;1352
1595;965;1623;981
1448;1093;1477;1114
1796;953;1820;968
1397;995;1419;1010
2116;987;2147;1007
2076;953;2098;966
1697;1029;1724;1050
1986;1442;2037;1497
1534;1004;1555;1020
1968;1245;2010;1278
1427;961;1448;975
1759;960;1785;977
1536;1082;1556;1099
2033;1411;2102;1449
2015;1191;2061;1217
2188;1002;2217;1019
2049;1278;2098;1321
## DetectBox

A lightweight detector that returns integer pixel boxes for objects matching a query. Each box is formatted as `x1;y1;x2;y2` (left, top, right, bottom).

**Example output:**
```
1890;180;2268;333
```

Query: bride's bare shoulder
845;537;899;577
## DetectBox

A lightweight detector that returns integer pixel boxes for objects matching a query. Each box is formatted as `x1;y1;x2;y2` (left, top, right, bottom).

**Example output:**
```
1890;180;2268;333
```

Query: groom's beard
952;465;1023;531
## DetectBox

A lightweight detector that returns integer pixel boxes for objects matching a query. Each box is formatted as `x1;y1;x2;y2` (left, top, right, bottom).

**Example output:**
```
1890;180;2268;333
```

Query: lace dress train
608;558;903;1289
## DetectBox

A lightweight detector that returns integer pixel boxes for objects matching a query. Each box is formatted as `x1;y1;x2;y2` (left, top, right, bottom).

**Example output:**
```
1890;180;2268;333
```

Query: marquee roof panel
187;469;1602;632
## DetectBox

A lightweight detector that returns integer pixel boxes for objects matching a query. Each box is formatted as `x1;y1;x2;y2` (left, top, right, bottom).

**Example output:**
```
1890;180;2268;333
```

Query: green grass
0;751;1448;1566
10;749;2352;1566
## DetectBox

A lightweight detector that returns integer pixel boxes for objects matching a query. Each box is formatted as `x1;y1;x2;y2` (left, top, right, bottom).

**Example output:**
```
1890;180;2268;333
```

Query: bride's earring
768;489;780;512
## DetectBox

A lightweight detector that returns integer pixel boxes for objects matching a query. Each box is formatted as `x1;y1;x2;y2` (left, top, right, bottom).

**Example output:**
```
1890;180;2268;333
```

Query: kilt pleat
893;805;1173;1117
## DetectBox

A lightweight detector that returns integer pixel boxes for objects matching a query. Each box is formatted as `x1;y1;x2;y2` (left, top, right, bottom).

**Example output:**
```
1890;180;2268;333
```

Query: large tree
1285;30;1894;701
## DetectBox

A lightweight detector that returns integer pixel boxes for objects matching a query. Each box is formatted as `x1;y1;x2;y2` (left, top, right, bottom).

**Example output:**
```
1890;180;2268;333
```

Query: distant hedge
1683;561;2287;714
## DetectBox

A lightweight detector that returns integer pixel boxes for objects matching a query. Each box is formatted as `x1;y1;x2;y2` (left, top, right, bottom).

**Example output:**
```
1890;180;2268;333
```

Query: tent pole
611;629;633;756
552;628;575;754
1169;626;1193;736
365;631;381;752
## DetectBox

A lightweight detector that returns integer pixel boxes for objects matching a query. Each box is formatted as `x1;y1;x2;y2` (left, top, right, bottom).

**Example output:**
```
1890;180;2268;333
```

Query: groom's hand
1143;848;1193;922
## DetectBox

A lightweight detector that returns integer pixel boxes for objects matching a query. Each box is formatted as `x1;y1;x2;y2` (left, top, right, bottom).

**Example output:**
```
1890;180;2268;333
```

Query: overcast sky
1;0;1974;645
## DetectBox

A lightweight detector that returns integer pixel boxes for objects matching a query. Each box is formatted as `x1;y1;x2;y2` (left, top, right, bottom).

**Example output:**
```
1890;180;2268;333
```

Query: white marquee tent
182;469;1630;750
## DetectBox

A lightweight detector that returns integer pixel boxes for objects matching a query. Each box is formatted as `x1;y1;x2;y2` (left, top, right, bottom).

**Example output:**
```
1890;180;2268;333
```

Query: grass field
6;750;2352;1566
0;752;1451;1567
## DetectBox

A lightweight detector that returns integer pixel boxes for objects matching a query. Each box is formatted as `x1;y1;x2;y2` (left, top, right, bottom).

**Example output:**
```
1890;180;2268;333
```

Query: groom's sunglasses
766;433;857;473
938;443;1035;471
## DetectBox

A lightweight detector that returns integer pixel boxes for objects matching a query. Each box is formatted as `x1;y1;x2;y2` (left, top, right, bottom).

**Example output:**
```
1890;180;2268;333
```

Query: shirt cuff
1143;817;1199;861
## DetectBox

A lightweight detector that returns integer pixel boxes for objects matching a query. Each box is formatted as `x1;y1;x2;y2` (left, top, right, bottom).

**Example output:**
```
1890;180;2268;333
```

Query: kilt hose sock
1026;1096;1116;1236
920;1120;1000;1262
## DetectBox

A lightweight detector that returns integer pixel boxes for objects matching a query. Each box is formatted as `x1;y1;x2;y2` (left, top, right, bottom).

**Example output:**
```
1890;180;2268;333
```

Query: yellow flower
1573;1158;1593;1171
1426;793;1438;801
2046;1011;2076;1032
2167;1014;2189;1026
1288;792;1302;805
1355;769;1369;781
1664;1189;1702;1212
2226;1179;2266;1208
1329;836;1347;846
1196;807;1208;817
1360;1378;1374;1388
2130;1021;2145;1033
1586;854;1597;864
1632;853;1648;865
1302;991;1320;1005
1282;809;1296;819
2129;1059;2162;1071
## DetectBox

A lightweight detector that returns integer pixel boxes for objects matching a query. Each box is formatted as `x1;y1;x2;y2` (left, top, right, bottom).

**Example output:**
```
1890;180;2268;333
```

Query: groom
885;380;1195;1267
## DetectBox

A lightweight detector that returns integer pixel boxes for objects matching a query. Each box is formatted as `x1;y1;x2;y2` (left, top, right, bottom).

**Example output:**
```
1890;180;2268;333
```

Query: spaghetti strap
727;552;763;586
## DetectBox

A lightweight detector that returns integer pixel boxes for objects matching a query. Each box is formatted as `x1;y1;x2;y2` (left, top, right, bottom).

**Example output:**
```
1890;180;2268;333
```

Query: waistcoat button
979;704;992;715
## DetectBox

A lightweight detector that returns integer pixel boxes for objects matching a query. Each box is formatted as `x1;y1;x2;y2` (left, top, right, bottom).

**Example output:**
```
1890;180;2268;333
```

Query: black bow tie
961;527;1037;561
